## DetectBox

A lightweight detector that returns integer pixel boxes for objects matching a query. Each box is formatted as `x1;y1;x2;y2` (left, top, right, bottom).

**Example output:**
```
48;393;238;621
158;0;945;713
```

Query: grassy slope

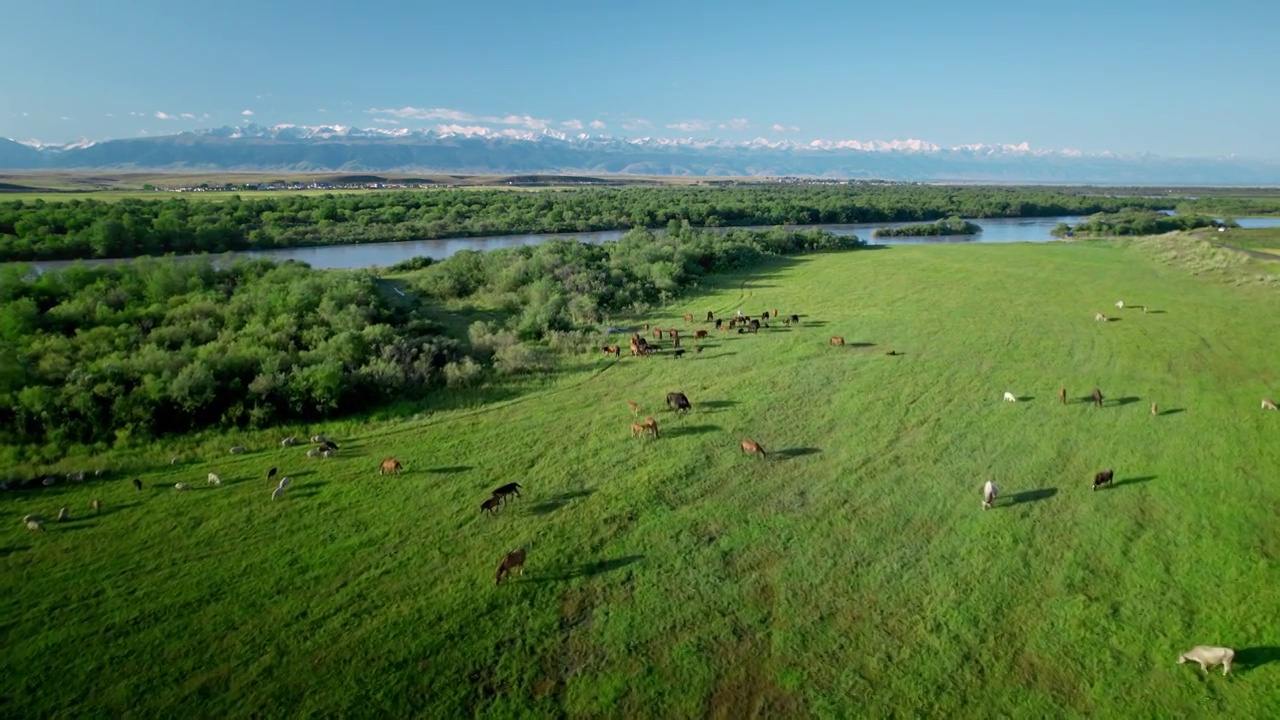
3;240;1280;717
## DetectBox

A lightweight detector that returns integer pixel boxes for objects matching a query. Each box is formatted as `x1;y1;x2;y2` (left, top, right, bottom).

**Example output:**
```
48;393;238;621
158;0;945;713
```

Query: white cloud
155;111;173;120
560;119;584;130
589;120;606;130
367;106;476;122
317;108;327;113
179;113;196;120
372;118;401;125
241;109;255;116
666;120;710;132
60;116;70;121
105;113;114;117
435;124;495;136
719;118;751;131
129;111;144;117
620;118;652;131
495;114;549;130
770;124;801;133
22;112;29;117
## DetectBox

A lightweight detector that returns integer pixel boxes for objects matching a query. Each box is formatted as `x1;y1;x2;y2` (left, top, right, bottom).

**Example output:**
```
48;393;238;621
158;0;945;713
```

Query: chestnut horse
830;336;845;346
631;423;646;437
379;457;403;475
602;345;621;358
684;313;694;323
740;440;767;459
627;400;639;415
495;549;526;585
694;330;708;340
644;417;660;439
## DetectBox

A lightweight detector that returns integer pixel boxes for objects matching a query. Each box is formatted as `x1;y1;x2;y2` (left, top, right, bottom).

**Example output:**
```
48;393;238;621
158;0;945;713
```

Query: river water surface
25;216;1280;273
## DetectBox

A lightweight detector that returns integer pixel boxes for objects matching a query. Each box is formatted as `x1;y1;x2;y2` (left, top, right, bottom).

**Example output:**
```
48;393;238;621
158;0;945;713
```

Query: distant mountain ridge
3;124;1278;184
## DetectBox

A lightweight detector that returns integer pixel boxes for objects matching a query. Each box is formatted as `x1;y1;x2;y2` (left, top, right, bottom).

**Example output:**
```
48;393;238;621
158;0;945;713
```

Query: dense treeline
0;227;862;454
0;185;1172;262
0;259;458;452
1051;211;1235;237
873;216;981;238
412;225;863;340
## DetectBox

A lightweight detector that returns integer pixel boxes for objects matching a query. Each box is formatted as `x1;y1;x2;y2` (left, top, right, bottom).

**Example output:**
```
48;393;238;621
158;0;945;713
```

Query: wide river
24;216;1280;273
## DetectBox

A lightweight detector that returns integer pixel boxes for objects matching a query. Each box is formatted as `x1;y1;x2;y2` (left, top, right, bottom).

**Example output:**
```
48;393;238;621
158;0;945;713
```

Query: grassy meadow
3;237;1280;717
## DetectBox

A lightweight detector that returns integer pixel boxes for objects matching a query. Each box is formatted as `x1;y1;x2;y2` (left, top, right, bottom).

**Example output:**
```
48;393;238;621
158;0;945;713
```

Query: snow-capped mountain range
1;124;1276;184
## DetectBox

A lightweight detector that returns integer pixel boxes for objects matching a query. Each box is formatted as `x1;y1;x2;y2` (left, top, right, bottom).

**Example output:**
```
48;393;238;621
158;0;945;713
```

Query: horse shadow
526;489;595;516
1158;408;1185;416
1145;309;1167;314
1007;487;1057;505
98;501;142;518
775;447;822;460
526;555;644;583
0;545;29;557
847;342;875;348
665;424;722;438
1105;317;1123;322
1113;475;1156;489
1016;396;1036;402
699;400;739;411
1235;646;1280;672
427;466;473;475
1113;397;1142;406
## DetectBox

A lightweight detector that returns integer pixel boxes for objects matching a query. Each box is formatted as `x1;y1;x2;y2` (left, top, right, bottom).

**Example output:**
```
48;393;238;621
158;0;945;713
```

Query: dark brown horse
481;496;503;515
706;311;715;322
1092;388;1104;408
694;330;708;340
1091;468;1114;491
132;478;143;491
715;318;723;329
492;482;522;504
666;392;691;413
741;440;767;459
495;549;526;585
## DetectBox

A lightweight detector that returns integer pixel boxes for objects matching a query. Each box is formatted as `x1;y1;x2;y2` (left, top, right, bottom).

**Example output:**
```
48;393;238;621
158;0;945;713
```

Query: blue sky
3;0;1279;158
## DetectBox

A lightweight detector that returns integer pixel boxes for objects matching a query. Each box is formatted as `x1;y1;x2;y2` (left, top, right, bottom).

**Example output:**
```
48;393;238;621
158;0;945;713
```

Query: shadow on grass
1235;647;1280;672
98;501;141;517
664;424;722;438
526;555;645;583
1158;408;1185;416
775;447;822;460
1007;487;1057;505
1113;397;1142;406
0;545;29;557
800;320;830;327
1145;309;1167;314
526;489;595;516
1114;475;1156;489
699;400;739;410
847;342;875;348
1017;396;1036;402
426;465;473;475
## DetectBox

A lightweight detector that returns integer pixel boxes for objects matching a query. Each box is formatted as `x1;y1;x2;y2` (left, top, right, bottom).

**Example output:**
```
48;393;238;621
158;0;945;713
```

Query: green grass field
3;238;1280;717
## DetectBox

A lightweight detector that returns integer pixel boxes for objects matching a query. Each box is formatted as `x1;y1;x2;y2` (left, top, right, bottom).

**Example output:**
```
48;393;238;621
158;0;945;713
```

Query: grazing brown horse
379;457;403;475
1091;387;1104;408
761;310;770;319
631;422;647;437
627;400;639;415
740;440;767;459
1091;468;1114;491
496;549;526;585
602;345;621;358
748;319;760;333
668;328;678;339
481;496;503;515
684;313;694;323
653;328;663;341
644;417;660;439
830;336;845;346
694;330;708;340
1058;387;1067;405
789;314;799;325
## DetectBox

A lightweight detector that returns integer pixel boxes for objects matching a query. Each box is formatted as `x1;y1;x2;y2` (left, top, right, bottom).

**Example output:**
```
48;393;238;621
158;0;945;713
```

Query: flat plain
3;238;1279;717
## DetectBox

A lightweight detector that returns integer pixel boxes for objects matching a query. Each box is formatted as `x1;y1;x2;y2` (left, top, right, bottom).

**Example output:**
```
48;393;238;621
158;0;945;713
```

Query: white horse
1115;300;1125;309
982;481;998;510
1177;646;1234;675
1003;392;1017;402
207;473;221;486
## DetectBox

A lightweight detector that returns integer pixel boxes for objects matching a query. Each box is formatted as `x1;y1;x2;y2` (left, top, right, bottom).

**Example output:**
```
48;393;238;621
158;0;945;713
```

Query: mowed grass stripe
3;241;1280;717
